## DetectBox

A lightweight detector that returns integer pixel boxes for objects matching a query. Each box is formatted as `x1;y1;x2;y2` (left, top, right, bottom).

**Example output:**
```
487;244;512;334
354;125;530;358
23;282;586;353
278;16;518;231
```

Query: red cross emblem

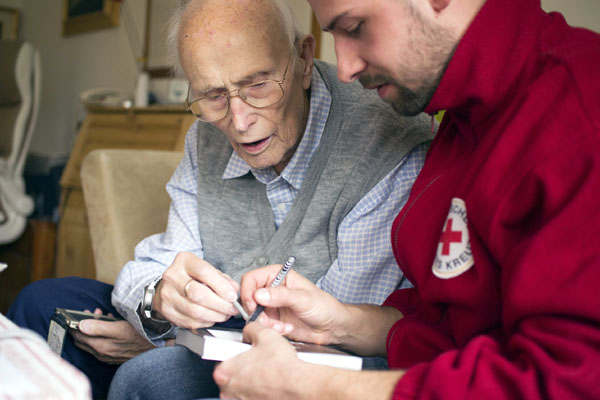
439;218;462;255
433;198;473;279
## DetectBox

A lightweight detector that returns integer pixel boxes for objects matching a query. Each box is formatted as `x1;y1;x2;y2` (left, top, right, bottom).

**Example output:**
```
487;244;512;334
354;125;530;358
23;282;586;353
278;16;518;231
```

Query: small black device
52;308;120;330
48;308;121;354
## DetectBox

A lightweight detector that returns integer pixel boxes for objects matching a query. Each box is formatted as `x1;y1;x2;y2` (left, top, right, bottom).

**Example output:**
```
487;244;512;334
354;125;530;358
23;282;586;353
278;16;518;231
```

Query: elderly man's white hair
166;0;305;78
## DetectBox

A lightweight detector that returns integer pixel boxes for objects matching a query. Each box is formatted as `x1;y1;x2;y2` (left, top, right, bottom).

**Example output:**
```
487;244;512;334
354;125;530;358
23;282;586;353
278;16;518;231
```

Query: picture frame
143;0;177;78
0;6;19;41
62;0;120;36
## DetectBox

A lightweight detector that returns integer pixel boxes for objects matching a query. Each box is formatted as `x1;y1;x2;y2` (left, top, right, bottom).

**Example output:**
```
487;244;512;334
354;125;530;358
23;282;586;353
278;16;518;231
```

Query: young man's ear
298;34;316;90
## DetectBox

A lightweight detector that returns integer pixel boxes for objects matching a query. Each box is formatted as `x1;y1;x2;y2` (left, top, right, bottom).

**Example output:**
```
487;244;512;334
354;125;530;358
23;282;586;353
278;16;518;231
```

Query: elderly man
8;0;432;398
210;0;600;399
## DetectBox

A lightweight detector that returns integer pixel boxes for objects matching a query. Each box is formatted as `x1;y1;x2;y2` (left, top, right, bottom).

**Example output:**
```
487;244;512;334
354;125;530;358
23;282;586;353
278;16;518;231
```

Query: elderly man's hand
70;312;154;364
154;252;241;330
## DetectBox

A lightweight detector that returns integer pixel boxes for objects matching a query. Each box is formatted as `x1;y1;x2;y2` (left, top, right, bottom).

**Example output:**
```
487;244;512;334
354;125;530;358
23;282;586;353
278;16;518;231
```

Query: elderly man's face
309;0;456;116
180;5;312;174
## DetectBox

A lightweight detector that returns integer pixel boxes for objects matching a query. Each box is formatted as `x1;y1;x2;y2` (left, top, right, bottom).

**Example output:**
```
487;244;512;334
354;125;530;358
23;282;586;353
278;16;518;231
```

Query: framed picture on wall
62;0;120;36
0;6;19;40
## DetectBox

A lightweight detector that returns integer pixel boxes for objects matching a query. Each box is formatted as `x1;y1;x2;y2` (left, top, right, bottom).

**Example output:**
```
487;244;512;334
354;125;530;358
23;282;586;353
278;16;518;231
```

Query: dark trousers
6;277;120;400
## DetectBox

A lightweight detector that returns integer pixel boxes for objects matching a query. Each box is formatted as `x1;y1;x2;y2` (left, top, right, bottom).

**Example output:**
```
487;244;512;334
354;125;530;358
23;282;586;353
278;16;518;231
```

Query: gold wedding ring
184;279;194;297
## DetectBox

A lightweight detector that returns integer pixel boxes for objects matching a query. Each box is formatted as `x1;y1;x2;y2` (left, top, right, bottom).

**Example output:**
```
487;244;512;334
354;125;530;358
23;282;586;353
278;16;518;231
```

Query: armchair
80;149;183;284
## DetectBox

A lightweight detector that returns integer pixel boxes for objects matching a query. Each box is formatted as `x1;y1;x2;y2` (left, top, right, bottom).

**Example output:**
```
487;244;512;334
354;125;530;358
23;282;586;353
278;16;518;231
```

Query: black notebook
175;327;362;370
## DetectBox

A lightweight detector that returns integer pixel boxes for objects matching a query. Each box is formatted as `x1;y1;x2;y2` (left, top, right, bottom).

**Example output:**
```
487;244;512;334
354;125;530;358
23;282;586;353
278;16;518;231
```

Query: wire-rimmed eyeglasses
185;53;292;122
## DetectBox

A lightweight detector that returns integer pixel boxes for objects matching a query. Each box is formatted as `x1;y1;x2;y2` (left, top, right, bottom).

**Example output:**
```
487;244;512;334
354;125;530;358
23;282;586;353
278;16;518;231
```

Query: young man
213;0;600;398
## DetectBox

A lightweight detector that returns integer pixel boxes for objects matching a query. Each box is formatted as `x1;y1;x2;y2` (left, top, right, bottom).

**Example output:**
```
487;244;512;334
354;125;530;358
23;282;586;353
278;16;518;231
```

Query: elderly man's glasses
185;54;292;122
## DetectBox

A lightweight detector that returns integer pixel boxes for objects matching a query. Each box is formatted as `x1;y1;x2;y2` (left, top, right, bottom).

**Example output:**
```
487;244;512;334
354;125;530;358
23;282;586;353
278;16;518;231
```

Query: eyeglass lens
189;80;284;122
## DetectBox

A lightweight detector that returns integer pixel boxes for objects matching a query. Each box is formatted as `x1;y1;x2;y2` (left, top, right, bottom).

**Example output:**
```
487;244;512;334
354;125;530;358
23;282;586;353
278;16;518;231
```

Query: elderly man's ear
298;34;316;90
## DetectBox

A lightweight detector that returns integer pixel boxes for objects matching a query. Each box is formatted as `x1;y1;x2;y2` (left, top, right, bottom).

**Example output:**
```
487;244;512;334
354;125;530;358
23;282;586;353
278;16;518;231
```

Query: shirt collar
222;67;332;189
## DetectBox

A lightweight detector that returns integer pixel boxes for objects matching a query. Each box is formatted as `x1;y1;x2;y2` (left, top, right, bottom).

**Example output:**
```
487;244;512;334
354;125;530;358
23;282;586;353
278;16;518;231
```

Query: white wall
2;0;146;162
0;0;22;9
542;0;600;31
287;0;313;34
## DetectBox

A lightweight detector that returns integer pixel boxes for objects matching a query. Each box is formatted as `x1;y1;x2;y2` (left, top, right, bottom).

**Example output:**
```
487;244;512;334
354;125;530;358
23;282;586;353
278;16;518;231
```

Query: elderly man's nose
229;96;256;132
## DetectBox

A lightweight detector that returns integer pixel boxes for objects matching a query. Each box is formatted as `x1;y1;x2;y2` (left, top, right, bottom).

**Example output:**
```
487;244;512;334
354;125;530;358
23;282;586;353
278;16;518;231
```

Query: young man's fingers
239;264;298;308
254;285;311;312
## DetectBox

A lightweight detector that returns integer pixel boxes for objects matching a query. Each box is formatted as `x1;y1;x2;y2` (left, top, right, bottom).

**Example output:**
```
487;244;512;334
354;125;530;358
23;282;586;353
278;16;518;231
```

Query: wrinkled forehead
179;0;289;85
182;0;274;39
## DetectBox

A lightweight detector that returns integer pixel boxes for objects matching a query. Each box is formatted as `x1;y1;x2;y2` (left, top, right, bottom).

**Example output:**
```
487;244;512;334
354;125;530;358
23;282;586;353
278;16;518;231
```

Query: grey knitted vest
196;61;431;283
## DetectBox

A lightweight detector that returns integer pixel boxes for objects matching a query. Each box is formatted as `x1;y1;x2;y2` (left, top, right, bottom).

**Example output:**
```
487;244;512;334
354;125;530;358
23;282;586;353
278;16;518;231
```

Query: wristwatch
141;276;168;323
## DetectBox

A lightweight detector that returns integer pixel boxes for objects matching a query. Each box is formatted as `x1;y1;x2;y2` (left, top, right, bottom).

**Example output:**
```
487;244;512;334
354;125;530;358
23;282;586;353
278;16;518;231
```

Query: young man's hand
240;264;354;346
240;264;404;356
214;322;406;400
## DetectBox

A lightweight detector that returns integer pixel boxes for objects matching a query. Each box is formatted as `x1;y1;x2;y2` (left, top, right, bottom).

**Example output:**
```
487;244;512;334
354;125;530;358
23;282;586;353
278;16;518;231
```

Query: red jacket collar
425;0;548;127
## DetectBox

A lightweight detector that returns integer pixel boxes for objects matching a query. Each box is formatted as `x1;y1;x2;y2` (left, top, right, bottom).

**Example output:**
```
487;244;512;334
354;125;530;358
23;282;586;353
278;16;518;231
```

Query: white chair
0;41;42;244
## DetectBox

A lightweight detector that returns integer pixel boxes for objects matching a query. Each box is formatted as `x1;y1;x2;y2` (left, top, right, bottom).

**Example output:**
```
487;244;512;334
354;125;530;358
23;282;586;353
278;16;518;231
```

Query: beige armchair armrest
80;149;183;284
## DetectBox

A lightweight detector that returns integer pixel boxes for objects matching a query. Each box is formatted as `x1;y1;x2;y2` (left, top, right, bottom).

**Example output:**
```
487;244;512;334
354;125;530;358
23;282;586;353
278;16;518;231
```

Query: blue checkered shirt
112;69;428;337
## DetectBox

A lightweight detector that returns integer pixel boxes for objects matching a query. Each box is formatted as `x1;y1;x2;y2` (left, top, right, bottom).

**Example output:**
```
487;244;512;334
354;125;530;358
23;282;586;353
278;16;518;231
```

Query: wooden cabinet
56;106;195;279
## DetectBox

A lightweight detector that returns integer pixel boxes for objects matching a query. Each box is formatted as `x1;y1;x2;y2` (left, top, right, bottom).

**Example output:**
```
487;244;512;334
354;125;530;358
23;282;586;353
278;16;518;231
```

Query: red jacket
384;0;600;398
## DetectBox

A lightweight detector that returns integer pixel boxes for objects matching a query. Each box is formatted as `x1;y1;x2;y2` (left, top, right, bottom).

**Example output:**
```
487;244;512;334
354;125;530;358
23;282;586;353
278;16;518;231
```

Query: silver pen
247;256;296;323
233;297;249;321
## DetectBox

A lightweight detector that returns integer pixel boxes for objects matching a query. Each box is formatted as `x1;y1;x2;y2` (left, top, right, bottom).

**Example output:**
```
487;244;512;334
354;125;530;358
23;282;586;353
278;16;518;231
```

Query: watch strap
141;276;169;324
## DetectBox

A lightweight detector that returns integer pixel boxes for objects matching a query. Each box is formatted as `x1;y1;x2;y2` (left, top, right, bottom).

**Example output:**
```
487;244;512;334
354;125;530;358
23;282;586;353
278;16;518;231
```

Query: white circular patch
432;198;474;279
